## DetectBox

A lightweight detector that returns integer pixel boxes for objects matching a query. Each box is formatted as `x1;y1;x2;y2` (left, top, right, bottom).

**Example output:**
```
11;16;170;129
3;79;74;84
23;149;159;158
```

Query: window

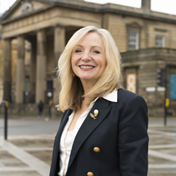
128;32;139;50
156;35;165;47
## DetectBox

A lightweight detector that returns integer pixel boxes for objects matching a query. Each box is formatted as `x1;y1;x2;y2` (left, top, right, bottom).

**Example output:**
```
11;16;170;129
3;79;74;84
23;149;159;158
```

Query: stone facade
0;37;3;102
0;0;176;116
122;48;176;116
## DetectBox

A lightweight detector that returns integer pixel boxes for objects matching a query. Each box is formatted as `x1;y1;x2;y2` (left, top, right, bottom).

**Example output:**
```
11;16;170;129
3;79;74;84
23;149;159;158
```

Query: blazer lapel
68;98;111;169
56;109;72;142
51;109;72;175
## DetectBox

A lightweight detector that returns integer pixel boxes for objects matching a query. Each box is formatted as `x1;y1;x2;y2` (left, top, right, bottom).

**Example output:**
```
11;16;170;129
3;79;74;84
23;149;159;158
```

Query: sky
0;0;176;16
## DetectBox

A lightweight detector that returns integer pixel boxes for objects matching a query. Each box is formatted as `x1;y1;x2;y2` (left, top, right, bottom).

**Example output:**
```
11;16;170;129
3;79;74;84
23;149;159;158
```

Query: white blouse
58;90;118;176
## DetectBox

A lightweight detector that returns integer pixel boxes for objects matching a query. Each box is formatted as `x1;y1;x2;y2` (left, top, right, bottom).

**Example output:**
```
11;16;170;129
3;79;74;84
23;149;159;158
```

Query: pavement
0;116;176;176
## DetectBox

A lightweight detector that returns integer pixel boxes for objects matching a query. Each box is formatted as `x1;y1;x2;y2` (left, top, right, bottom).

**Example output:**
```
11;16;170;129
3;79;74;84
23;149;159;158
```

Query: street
0;116;176;176
0;117;61;136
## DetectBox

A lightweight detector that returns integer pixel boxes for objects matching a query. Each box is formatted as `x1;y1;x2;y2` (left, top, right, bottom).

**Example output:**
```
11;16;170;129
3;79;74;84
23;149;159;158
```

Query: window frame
128;31;139;50
155;35;165;48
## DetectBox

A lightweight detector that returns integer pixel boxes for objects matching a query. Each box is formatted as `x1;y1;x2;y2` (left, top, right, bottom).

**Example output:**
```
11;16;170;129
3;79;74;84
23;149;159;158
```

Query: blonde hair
58;26;122;112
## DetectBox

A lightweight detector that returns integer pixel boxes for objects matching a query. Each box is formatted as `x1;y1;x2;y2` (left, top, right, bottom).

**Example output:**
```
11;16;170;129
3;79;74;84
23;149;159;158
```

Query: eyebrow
76;45;103;50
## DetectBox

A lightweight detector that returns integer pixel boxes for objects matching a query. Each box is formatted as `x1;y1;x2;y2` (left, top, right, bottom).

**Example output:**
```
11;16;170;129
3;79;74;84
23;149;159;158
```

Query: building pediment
126;22;142;29
0;0;54;22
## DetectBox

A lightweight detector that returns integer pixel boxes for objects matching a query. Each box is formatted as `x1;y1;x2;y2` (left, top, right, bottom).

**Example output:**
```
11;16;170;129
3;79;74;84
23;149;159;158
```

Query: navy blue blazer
50;88;148;176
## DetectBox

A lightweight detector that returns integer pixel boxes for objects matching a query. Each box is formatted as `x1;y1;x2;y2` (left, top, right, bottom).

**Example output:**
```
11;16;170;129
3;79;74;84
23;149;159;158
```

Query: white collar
92;90;118;104
103;90;118;102
56;90;118;110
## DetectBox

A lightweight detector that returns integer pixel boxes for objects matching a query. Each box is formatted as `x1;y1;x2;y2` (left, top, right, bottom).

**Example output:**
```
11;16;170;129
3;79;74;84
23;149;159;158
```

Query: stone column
29;40;36;92
54;26;65;67
53;26;65;104
3;39;11;101
28;39;36;103
16;36;25;103
36;30;47;103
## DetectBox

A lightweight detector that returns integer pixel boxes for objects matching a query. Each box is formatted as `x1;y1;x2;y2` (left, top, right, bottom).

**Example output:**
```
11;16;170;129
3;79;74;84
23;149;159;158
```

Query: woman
50;26;148;176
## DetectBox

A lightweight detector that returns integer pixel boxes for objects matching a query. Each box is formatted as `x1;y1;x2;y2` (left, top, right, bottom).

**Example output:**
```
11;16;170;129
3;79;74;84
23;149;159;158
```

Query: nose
81;51;91;62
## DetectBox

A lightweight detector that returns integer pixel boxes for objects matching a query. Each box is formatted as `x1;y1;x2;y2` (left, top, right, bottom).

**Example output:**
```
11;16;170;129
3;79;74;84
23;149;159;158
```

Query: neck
81;80;96;95
81;83;92;108
80;79;97;108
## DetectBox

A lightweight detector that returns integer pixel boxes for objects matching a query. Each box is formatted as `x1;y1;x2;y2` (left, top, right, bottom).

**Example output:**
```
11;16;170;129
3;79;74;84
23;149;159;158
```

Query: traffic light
47;80;53;91
157;68;165;86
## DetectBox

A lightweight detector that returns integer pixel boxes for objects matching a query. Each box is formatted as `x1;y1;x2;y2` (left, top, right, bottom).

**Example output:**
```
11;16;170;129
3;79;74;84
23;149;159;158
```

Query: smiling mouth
79;65;94;68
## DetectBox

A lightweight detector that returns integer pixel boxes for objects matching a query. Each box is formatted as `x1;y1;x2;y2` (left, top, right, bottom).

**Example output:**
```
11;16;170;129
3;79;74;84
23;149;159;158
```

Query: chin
80;77;92;81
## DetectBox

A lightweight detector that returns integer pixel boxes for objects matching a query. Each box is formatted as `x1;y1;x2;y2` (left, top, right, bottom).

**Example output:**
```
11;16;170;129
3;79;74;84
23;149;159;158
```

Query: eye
93;50;100;54
75;49;82;53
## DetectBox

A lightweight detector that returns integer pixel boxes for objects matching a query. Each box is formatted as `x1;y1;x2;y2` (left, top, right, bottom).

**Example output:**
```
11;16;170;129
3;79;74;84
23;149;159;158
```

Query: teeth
80;66;93;68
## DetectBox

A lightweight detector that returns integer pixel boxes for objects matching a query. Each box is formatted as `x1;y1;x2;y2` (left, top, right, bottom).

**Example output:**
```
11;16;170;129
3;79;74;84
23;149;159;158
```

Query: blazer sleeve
118;95;149;176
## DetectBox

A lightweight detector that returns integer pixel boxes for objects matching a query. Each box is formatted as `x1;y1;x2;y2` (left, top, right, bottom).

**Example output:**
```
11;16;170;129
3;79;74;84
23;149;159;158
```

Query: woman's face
71;32;106;87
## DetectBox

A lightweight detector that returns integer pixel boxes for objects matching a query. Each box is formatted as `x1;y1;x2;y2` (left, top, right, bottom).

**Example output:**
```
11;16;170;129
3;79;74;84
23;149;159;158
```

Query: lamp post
164;61;168;126
156;61;168;126
47;92;53;119
1;100;8;140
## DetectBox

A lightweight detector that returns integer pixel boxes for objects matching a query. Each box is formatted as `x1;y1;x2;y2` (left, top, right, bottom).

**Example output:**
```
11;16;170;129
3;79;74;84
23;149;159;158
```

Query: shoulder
118;88;138;99
118;88;146;103
63;108;73;118
117;88;147;112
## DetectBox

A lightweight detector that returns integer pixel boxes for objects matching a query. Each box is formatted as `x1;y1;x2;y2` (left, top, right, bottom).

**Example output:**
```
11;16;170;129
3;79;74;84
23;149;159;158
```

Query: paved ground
148;123;176;176
0;116;176;176
0;116;61;136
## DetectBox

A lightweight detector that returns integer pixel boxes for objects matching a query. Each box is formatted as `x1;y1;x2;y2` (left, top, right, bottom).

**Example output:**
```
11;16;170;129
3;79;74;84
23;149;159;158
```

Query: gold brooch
90;109;99;120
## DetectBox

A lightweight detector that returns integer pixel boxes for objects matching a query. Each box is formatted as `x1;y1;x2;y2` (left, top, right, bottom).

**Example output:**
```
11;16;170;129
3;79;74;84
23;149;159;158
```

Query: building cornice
121;48;176;64
1;0;176;25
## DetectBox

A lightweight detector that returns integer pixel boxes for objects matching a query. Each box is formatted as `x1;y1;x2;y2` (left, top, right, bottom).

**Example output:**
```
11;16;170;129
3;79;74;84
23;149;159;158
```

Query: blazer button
87;172;94;176
93;147;100;153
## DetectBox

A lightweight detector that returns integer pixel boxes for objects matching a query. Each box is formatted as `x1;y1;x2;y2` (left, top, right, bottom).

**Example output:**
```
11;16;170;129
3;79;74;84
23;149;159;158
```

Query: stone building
0;0;176;116
0;27;3;102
